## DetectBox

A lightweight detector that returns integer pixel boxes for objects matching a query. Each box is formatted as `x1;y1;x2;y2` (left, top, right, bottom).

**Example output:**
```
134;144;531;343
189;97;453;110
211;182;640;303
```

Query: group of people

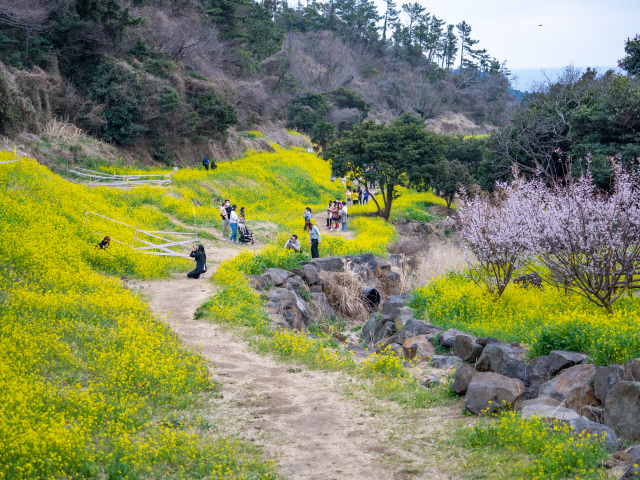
219;199;247;243
345;186;369;205
202;155;217;171
325;200;348;232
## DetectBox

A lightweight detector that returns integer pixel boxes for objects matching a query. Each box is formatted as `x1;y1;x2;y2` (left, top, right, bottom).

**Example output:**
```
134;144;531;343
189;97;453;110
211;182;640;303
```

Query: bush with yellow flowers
410;272;640;365
467;411;609;479
0;158;277;479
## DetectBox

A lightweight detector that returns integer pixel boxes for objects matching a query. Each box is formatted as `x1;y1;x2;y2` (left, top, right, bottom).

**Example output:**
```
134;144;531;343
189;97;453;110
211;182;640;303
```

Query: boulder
264;288;312;330
429;355;464;370
464;372;525;414
539;364;600;418
291;267;304;278
452;334;483;362
451;364;477;395
345;253;379;276
309;292;336;320
305;256;344;272
373;335;398;352
309;284;323;293
627;444;640;463
380;296;410;322
285;277;304;296
347;344;376;360
515;396;562;412
394;313;414;331
475;343;527;380
624;358;640;382
440;328;464;348
475;337;505;347
549;350;589;376
262;268;292;287
268;313;291;331
605;381;640;442
387;343;404;358
402;335;436;362
397;319;443;344
380;270;402;295
523;355;552;400
375;258;392;273
302;264;320;285
567;416;620;452
521;404;581;422
594;365;625;404
361;313;379;344
247;275;268;291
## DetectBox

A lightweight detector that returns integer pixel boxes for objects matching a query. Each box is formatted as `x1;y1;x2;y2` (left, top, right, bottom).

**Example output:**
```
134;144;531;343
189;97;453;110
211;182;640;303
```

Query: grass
410;272;640;365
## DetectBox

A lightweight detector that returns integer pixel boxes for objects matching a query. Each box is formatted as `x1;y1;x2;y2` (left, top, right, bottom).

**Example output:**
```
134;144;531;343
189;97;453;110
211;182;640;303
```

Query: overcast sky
371;0;639;69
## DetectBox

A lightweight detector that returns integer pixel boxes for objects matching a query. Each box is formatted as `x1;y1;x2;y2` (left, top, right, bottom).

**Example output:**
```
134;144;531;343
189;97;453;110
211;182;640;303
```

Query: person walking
325;200;332;228
187;245;207;278
303;207;312;228
203;156;210;171
340;203;348;232
346;188;352;205
229;204;239;243
363;190;369;204
306;221;321;258
330;202;339;231
220;200;231;238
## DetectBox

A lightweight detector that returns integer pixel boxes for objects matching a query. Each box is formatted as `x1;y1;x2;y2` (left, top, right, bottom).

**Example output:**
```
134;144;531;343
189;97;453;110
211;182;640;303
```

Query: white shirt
229;211;238;224
285;239;301;251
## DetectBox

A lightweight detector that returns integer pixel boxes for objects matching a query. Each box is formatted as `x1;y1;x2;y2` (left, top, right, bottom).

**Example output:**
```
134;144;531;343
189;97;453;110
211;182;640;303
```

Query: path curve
135;274;407;479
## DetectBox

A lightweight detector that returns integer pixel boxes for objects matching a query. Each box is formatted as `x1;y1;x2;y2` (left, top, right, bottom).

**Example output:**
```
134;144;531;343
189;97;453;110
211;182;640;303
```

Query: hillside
0;0;514;166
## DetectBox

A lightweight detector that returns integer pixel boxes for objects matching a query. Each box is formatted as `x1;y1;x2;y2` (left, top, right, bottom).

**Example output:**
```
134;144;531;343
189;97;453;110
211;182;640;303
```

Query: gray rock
375;257;392;272
306;256;344;272
402;335;436;362
567;416;620;452
628;444;640;463
302;264;320;285
523;355;552;399
264;288;312;330
394;313;414;330
549;350;589;376
373;335;398;352
426;377;441;387
594;365;625;403
539;364;600;418
464;372;525;414
429;355;464;370
268;313;291;331
452;334;483;362
440;328;463;348
397;319;443;344
515;396;563;412
605;381;640;442
388;254;402;268
291;267;304;278
309;292;336;320
476;343;527;380
521;404;581;422
361;313;379;344
345;253;379;275
380;296;410;322
309;284;323;293
624;358;640;382
262;268;292;287
451;364;477;395
380;270;402;295
388;343;404;357
247;275;268;291
285;277;304;296
347;344;376;360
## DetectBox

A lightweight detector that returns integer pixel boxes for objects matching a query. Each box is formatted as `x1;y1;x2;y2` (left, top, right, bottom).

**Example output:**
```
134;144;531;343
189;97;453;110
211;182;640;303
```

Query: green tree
324;120;445;219
311;121;335;153
328;87;370;119
441;24;459;69
381;0;399;43
619;34;640;76
456;20;479;74
433;159;474;208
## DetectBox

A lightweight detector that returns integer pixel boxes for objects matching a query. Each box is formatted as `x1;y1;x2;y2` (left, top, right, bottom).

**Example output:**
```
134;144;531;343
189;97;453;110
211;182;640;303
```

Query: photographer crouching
187;244;207;279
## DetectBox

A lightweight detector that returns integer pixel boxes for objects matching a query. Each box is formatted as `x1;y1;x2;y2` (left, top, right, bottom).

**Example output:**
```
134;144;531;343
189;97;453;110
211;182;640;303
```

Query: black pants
204;164;209;170
187;268;206;278
326;218;330;227
311;239;319;258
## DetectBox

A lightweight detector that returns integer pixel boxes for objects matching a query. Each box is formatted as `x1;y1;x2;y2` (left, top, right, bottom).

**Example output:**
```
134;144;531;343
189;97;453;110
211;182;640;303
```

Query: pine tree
456;20;479;74
381;0;399;43
619;34;640;76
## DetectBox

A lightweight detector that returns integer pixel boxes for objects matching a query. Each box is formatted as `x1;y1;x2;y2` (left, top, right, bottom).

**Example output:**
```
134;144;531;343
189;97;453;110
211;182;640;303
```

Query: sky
371;0;639;71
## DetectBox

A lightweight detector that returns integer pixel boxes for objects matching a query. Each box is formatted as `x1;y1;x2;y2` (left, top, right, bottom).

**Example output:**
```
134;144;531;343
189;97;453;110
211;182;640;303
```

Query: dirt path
136;275;413;479
312;209;357;241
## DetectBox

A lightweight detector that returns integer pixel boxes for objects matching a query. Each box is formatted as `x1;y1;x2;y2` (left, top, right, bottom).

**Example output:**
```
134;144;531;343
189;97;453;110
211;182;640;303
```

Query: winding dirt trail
127;212;462;479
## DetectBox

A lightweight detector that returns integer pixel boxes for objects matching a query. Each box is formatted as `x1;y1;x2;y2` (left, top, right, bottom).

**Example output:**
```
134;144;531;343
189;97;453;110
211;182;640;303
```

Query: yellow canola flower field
411;274;640;365
0;158;277;479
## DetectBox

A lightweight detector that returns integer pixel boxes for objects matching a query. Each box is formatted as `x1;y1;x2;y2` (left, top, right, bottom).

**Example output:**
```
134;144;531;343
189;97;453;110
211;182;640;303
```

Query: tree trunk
383;184;394;220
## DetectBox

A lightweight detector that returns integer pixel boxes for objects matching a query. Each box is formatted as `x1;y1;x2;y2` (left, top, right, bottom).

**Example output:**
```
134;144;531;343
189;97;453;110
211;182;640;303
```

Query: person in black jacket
187;244;207;279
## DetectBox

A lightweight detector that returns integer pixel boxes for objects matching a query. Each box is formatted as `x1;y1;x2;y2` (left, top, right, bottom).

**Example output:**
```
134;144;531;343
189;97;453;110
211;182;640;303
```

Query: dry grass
44;120;84;142
318;269;370;325
398;241;471;289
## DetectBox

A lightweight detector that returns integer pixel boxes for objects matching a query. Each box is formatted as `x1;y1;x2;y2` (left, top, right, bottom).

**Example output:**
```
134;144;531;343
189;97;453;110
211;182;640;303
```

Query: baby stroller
238;224;254;245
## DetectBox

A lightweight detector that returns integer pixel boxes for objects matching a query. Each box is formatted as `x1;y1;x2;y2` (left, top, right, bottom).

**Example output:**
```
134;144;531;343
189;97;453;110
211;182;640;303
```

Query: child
97;236;110;249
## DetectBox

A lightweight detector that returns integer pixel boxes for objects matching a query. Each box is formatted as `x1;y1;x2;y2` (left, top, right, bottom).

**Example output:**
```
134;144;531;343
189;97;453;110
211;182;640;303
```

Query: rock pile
247;253;401;331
